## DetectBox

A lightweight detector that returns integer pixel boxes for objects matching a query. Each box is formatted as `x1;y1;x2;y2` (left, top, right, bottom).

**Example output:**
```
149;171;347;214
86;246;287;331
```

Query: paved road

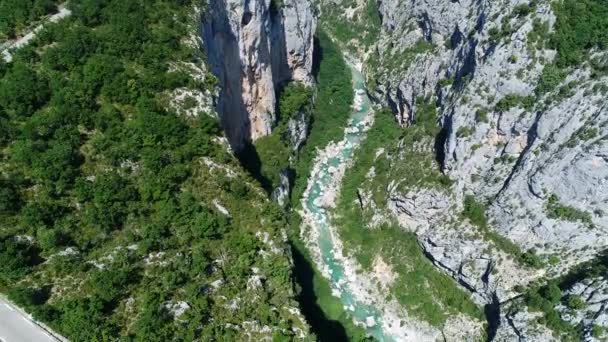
0;298;57;342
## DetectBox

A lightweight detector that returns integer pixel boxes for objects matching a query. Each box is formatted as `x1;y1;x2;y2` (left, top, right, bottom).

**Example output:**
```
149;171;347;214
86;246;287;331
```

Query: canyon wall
321;0;608;339
203;0;316;151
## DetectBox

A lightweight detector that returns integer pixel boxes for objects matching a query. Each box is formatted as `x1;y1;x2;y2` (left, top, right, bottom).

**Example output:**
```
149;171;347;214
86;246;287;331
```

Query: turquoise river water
303;64;393;341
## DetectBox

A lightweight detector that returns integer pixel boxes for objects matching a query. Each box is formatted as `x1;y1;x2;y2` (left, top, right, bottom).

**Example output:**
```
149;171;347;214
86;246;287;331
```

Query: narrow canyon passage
300;61;392;341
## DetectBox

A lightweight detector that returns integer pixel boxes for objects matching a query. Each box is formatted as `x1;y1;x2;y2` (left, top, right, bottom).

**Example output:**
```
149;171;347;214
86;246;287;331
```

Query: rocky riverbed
299;60;439;341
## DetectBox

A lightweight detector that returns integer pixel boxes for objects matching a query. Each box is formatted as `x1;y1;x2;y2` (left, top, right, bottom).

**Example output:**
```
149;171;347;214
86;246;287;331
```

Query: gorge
0;0;607;341
201;0;608;340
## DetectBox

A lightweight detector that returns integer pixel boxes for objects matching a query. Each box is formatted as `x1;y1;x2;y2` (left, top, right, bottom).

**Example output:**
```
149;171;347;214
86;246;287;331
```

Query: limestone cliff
203;0;316;151
320;0;608;339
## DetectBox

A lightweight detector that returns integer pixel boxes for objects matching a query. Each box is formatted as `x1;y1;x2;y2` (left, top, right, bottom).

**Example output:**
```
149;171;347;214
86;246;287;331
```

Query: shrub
495;94;534;112
462;195;488;228
521;249;543;268
566;295;586;310
546;194;594;226
488;27;501;43
475;108;489;123
277;82;313;124
536;64;566;95
512;3;533;17
456;126;474;138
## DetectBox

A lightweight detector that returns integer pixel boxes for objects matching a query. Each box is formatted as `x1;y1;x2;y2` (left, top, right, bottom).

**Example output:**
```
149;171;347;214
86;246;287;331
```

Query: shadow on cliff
312;36;323;80
290;243;350;342
234;142;274;193
484;292;501;341
203;0;253;156
234;36;325;195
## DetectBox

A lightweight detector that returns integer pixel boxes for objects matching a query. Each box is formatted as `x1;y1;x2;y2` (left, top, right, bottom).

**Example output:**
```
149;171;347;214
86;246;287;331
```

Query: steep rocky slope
318;0;608;340
203;0;316;150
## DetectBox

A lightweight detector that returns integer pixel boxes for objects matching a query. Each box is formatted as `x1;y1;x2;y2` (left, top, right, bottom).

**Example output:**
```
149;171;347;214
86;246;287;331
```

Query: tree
87;171;138;231
0;63;50;117
31;140;81;186
82;53;124;94
69;0;107;26
41;25;96;71
541;283;562;304
132;293;173;341
462;195;488;228
32;0;57;18
0;178;21;213
87;267;131;302
58;297;117;340
278;83;312;122
7;286;49;308
192;210;229;240
0;238;38;283
36;228;64;251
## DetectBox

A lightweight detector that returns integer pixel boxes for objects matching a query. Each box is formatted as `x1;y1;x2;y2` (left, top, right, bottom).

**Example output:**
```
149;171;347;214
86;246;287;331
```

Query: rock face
202;0;316;151
321;0;608;339
271;169;291;207
555;276;608;341
286;109;309;151
389;187;538;305
369;0;608;279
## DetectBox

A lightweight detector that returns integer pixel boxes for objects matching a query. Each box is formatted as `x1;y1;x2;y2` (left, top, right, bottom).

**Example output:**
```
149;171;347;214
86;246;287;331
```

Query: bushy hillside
0;0;61;41
0;0;311;340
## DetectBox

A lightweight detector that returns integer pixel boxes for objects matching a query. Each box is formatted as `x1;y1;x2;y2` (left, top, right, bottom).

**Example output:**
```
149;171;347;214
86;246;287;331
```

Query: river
300;62;394;341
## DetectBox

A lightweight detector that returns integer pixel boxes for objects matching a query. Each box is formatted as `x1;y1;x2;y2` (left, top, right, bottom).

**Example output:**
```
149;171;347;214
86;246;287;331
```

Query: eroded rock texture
321;0;608;339
203;0;316;150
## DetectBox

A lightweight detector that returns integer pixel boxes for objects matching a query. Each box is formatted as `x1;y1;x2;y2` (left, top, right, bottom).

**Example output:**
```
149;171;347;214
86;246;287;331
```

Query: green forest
0;0;311;340
0;0;61;41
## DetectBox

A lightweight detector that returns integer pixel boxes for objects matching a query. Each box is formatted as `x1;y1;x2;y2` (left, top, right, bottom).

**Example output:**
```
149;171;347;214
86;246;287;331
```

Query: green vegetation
461;196;543;268
534;0;608;94
255;133;291;189
0;0;60;41
494;94;535;112
566;126;600;147
322;0;381;50
592;324;605;338
367;39;434;92
524;282;580;339
438;76;455;87
566;295;586;310
488;1;538;45
382;39;434;72
290;238;371;341
550;0;608;68
334;109;484;327
535;64;566;96
254;82;313;189
546;194;594;227
462;195;488;228
527;18;550;50
475;108;489;123
0;0;311;340
328;97;453;196
457;126;474;138
519;240;608;339
278;83;314;124
291;31;354;203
